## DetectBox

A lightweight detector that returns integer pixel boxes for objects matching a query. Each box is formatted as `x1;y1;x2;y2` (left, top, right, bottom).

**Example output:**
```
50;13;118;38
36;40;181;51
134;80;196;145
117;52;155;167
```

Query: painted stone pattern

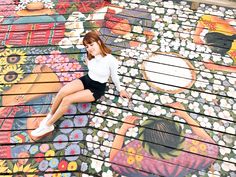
0;0;235;177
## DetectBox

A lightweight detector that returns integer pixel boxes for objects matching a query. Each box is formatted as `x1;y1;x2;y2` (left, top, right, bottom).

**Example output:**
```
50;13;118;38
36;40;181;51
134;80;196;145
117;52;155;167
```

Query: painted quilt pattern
0;0;235;177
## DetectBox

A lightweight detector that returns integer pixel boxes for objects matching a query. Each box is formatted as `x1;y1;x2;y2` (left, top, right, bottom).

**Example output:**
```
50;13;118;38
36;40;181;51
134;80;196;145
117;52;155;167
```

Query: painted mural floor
0;0;235;177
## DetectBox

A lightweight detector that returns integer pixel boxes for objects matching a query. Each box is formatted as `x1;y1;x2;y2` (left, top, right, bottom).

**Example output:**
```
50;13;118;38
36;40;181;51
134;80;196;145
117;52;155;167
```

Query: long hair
82;31;111;60
204;32;236;55
139;119;184;159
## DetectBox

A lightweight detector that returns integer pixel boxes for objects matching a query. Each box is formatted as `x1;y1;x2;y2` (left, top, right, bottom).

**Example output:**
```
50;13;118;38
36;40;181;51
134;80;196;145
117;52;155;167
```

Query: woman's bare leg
47;89;95;126
50;79;84;114
31;89;95;137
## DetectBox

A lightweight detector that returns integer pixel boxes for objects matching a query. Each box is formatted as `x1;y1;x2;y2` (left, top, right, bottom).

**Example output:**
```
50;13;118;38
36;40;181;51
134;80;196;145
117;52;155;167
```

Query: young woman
31;31;130;137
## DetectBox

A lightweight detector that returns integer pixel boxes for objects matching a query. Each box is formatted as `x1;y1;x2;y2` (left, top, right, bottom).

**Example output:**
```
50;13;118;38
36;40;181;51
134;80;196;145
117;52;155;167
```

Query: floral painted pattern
35;50;84;84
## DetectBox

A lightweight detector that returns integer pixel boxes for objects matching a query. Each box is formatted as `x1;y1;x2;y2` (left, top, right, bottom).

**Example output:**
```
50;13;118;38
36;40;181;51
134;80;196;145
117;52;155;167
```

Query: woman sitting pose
31;31;130;137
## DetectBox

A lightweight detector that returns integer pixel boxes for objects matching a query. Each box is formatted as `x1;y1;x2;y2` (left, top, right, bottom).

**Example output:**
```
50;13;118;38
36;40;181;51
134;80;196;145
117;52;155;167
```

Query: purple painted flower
39;160;49;171
69;129;83;141
53;134;68;150
77;103;91;113
65;104;77;118
73;115;88;127
60;119;74;134
65;144;80;161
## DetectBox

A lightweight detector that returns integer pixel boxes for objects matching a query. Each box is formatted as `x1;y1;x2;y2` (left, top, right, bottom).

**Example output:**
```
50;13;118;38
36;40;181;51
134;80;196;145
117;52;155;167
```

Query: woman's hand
193;36;204;44
121;115;139;131
166;102;187;117
119;90;130;99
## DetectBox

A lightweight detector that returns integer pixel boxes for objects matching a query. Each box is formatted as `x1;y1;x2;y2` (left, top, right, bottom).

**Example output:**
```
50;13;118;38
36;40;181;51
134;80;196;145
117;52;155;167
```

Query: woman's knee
60;96;72;107
57;87;70;97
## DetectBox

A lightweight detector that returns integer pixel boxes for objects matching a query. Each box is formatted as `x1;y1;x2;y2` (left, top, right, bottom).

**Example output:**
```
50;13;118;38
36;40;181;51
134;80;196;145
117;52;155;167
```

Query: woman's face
85;41;102;57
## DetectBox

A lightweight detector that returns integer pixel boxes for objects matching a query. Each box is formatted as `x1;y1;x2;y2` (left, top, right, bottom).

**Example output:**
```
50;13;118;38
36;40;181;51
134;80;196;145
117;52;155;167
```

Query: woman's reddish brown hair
83;31;111;60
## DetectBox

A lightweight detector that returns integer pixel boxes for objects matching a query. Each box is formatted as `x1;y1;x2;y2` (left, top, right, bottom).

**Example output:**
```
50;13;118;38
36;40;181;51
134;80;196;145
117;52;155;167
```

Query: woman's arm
109;56;122;91
167;102;214;143
110;116;139;161
193;20;205;44
226;18;236;25
204;59;236;72
109;56;130;99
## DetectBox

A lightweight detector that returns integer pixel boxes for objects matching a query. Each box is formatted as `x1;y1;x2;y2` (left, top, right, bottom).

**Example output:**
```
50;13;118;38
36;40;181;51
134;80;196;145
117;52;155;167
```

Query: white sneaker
40;113;52;127
31;124;54;137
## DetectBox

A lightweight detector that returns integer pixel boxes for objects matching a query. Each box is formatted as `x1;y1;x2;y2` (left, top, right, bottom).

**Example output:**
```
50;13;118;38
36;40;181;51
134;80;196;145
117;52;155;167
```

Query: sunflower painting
0;65;24;90
0;47;26;92
2;49;27;65
0;47;12;57
5;163;37;177
0;160;7;173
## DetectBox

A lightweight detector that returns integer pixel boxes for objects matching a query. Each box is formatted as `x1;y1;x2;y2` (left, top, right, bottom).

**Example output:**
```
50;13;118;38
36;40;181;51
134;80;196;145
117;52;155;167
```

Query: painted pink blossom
40;144;50;153
35;55;48;64
50;50;61;56
35;50;83;84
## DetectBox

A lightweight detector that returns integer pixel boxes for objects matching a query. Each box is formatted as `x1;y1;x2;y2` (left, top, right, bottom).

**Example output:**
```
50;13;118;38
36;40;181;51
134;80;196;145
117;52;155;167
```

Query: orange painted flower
127;156;135;165
199;143;207;152
127;147;135;155
52;173;62;177
126;146;144;166
191;140;199;145
67;161;77;171
135;154;143;162
45;150;55;160
189;146;198;153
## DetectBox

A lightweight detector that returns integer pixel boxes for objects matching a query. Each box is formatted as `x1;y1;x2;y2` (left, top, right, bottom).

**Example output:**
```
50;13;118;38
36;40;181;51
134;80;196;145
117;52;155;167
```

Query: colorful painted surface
0;0;235;177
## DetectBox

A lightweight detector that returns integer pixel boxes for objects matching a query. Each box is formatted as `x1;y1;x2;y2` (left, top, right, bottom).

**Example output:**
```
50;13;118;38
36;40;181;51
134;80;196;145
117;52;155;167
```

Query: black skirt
80;74;106;101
